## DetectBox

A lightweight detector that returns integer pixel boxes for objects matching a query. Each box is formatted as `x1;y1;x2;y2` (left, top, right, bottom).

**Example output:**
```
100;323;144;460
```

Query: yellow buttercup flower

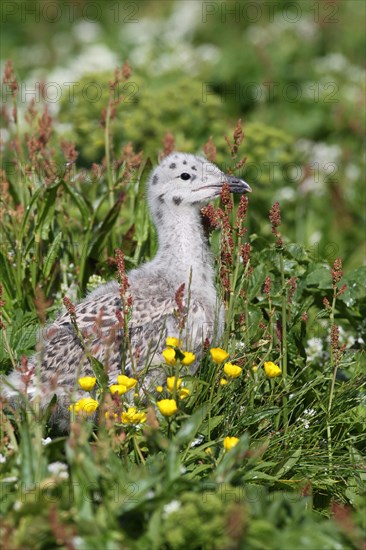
220;378;228;386
179;387;190;399
166;376;182;392
109;384;128;396
181;351;196;366
210;347;229;364
117;374;137;390
264;362;282;378
157;399;178;417
78;397;99;414
223;436;239;451
162;348;176;365
121;407;147;425
78;376;97;392
69;402;80;414
223;362;242;379
156;385;164;393
69;397;99;416
166;336;182;348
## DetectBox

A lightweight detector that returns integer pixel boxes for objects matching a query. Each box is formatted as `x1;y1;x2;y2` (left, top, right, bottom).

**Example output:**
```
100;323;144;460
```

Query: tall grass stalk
104;101;114;210
326;288;338;471
279;250;289;435
224;232;244;350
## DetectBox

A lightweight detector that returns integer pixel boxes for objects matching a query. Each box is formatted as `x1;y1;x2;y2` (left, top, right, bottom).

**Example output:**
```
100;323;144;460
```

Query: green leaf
61;180;91;225
20;186;44;237
243;470;278;481
306;265;332;289
174;405;208;446
245;407;281;425
0;249;15;300
89;197;125;258
32;184;60;242
287;243;309;263
43;231;63;278
247;264;267;301
338;266;366;307
89;356;109;389
43;394;58;425
214;433;250;482
165;406;208;483
200;415;224;436
274;448;302;478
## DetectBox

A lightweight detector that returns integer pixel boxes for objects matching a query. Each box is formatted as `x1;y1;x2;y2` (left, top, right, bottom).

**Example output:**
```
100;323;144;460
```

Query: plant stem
326;290;338;471
224;230;244;349
279;251;289;435
104;101;114;209
1;325;17;369
133;436;146;464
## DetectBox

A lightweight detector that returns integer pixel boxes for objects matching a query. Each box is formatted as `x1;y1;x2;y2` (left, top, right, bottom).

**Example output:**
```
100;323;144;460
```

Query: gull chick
3;152;251;430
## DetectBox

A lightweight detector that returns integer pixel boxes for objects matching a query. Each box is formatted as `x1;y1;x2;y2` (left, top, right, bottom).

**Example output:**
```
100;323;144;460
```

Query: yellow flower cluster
121;407;147;425
157;338;194;417
162;337;196;366
178;387;190;399
223;436;239;451
69;397;99;416
264;361;282;378
166;337;182;347
209;346;243;385
109;374;138;396
70;377;99;417
210;348;281;384
73;371;142;421
166;376;182;391
162;347;176;365
156;376;191;401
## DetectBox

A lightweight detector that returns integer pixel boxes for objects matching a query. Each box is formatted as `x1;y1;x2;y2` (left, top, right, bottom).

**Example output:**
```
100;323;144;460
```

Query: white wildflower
71;537;86;549
73;21;101;43
163;499;181;517
190;435;204;448
278;186;296;201
300;408;316;429
305;337;323;362
47;462;69;480
345;163;361;183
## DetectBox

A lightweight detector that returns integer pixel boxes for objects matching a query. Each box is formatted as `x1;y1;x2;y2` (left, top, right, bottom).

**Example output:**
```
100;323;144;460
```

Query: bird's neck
152;207;216;293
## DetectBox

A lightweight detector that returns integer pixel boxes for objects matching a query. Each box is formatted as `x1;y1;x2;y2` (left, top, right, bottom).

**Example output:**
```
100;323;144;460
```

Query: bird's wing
35;287;212;390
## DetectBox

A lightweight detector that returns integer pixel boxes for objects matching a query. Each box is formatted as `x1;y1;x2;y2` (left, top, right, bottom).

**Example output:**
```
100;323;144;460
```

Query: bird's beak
224;174;252;194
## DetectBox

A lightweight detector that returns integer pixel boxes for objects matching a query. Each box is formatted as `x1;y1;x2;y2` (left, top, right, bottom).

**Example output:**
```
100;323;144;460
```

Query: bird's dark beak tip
224;174;252;194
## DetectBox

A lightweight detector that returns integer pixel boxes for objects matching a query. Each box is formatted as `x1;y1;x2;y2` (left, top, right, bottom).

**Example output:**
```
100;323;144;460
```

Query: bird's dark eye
180;172;191;180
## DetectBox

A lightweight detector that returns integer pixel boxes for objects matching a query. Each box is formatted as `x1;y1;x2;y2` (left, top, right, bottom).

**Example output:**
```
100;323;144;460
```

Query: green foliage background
1;1;365;549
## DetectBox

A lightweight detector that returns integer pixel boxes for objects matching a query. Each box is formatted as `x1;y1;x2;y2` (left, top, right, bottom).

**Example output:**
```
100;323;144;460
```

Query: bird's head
148;152;251;217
